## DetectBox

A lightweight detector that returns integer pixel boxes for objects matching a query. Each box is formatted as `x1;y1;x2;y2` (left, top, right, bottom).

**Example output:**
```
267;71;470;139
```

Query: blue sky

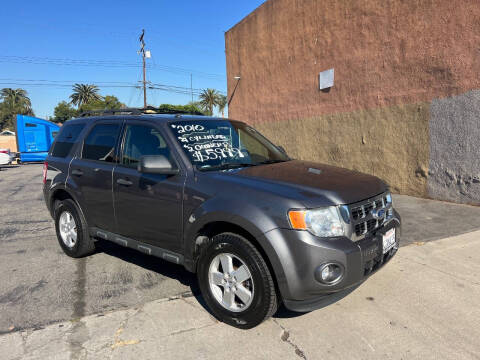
0;0;265;118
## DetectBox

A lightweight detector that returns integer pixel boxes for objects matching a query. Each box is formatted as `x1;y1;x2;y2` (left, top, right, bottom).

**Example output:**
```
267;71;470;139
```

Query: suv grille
349;193;392;239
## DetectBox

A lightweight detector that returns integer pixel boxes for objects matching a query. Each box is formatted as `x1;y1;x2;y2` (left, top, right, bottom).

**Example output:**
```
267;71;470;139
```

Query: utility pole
139;29;147;108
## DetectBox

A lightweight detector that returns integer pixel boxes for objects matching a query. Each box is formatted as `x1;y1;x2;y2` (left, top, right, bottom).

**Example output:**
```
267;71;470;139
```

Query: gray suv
43;108;401;328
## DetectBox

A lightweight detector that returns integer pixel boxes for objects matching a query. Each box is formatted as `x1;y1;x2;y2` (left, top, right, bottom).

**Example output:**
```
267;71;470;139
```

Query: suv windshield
169;120;289;171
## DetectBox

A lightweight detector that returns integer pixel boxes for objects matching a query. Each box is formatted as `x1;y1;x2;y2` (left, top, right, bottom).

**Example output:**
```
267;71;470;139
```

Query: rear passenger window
51;123;85;158
82;124;121;162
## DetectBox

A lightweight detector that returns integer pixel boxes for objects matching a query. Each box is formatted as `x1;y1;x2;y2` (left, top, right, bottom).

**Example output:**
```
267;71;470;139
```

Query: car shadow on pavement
93;239;357;322
274;283;363;319
191;283;362;322
189;294;334;321
94;239;201;294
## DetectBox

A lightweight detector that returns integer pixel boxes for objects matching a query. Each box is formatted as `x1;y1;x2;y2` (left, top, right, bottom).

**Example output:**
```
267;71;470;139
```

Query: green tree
217;94;227;118
199;88;220;116
0;88;34;130
1;88;32;110
157;103;205;115
53;101;78;123
186;102;207;115
69;84;102;108
78;95;125;113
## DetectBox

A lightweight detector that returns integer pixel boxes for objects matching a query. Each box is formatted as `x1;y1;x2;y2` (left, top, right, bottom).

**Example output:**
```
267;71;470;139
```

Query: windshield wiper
199;163;256;172
199;159;289;172
257;159;289;165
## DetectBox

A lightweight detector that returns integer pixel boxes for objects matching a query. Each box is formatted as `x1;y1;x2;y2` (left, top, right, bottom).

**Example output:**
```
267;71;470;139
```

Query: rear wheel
197;233;278;329
54;199;95;257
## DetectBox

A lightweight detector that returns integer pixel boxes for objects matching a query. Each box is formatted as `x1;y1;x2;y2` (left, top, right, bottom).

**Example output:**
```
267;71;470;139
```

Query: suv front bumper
258;210;401;312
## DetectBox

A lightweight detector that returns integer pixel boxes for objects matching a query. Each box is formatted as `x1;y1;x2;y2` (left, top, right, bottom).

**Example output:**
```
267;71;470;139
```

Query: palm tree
69;84;102;108
199;88;220;116
217;94;227;118
0;88;32;112
0;88;34;129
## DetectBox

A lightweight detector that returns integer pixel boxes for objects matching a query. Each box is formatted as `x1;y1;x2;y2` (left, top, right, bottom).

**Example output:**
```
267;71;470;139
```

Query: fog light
315;263;344;284
321;266;331;281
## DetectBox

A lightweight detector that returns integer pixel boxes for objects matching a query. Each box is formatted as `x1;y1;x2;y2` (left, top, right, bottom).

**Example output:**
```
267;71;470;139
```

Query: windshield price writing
170;123;244;163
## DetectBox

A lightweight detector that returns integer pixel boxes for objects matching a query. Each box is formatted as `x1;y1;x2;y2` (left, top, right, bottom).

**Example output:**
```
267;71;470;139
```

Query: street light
228;76;241;106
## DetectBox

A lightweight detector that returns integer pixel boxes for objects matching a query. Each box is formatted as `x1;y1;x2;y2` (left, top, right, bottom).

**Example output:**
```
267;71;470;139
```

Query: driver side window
122;124;171;168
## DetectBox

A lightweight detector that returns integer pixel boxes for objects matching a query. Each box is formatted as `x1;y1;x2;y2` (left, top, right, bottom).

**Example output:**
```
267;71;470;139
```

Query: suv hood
227;160;388;206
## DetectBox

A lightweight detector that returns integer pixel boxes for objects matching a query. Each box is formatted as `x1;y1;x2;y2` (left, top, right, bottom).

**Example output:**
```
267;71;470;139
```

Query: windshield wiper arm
199;163;255;171
258;159;289;165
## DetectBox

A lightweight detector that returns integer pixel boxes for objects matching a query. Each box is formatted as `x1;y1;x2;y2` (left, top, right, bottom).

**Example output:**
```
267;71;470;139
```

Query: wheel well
193;221;282;302
50;189;73;214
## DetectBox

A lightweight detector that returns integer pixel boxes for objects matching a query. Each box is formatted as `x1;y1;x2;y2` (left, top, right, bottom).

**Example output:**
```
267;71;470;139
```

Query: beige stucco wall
255;102;430;197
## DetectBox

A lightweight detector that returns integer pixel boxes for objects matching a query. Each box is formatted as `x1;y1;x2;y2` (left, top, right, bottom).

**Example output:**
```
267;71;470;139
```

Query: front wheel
197;233;278;329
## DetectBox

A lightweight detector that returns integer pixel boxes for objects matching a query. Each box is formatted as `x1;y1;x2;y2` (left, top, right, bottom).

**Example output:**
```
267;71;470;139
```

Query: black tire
197;232;278;329
54;199;95;258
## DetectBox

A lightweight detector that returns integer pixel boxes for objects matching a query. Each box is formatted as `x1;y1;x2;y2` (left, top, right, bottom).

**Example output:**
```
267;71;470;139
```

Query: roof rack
79;108;142;117
79;106;205;117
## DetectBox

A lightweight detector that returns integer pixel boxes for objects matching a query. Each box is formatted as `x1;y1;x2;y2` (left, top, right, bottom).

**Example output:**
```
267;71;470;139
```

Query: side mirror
138;155;179;175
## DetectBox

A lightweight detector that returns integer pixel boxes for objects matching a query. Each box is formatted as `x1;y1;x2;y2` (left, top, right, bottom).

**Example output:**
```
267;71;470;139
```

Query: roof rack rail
79;108;142;117
79;106;205;117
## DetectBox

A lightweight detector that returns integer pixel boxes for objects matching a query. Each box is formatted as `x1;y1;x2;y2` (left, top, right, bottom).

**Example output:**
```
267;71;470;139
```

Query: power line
128;66;144;107
0;78;209;91
0;82;207;95
0;55;226;80
0;82;135;88
0;78;137;85
11;20;222;55
0;80;224;97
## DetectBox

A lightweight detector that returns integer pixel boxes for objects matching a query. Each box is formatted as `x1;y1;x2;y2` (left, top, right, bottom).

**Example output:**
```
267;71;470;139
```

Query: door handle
71;169;83;176
117;178;133;186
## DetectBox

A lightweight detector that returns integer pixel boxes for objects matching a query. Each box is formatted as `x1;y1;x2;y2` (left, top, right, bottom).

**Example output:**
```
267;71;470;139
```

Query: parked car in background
43;108;401;328
0;148;13;166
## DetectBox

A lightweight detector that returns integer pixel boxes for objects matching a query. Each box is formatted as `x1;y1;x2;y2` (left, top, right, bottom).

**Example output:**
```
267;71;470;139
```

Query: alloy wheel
59;211;77;248
208;253;254;312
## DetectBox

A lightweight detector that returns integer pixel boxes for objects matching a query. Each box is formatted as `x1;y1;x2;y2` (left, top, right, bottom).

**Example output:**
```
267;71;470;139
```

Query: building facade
225;0;480;205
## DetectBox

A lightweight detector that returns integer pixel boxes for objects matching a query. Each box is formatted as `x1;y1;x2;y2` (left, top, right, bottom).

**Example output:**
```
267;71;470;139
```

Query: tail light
0;149;9;154
43;161;48;184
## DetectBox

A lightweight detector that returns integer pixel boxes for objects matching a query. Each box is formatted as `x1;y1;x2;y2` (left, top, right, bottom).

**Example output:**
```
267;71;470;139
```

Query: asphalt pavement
1;163;480;338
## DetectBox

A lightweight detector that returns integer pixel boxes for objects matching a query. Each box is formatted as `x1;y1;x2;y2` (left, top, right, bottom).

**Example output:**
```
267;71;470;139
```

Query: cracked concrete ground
1;230;479;359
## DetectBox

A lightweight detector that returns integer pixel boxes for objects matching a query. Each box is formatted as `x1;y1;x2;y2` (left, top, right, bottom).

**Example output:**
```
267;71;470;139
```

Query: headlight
386;192;392;205
288;207;345;237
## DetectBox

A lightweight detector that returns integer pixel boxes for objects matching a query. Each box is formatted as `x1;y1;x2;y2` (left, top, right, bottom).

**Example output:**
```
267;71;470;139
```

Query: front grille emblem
371;208;385;220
